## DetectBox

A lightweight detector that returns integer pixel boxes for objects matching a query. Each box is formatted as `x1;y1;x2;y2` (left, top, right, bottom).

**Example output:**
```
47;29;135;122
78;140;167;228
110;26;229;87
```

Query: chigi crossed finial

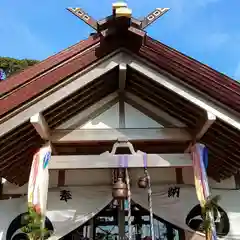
67;2;169;36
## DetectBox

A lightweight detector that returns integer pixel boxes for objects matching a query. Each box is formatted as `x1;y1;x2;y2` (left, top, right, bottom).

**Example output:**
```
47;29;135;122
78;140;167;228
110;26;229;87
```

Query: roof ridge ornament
67;2;169;37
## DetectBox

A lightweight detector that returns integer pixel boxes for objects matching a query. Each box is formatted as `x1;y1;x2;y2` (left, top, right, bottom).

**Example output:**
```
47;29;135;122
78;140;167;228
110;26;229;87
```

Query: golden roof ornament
112;2;132;18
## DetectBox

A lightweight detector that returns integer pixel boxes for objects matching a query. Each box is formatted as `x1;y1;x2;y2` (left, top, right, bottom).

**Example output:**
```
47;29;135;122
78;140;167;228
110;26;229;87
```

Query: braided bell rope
144;154;155;240
125;167;132;240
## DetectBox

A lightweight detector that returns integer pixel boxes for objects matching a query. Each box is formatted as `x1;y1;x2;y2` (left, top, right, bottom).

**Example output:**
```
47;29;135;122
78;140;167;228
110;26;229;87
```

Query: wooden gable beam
51;128;191;143
30;112;50;140
49;153;192;170
119;63;127;91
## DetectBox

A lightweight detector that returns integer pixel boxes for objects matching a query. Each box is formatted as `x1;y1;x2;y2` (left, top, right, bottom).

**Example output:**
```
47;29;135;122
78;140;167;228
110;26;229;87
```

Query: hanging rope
112;169;118;184
125;161;132;240
143;153;155;240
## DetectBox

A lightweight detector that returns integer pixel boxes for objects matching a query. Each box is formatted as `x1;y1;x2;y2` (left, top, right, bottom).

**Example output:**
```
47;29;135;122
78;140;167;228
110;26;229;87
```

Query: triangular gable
56;96;177;130
80;103;120;129
1;51;239;137
70;102;164;129
1;50;240;184
124;103;164;128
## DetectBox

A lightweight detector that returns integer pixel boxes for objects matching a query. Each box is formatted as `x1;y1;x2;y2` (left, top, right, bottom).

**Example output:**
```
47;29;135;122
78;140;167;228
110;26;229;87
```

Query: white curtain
132;185;240;239
0;198;25;240
132;185;197;230
47;186;112;240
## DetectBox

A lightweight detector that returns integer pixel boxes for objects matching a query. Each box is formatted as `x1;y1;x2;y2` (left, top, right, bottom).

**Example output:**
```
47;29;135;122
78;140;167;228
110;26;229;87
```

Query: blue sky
1;0;240;80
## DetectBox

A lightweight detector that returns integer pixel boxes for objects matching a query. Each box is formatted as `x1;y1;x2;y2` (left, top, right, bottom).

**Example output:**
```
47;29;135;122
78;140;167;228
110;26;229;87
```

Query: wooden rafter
55;93;118;130
126;54;240;130
125;92;186;127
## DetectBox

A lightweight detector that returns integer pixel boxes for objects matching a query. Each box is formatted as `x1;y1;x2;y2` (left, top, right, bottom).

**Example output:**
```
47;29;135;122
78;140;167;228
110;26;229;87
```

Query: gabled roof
1;34;240;119
1;17;240;185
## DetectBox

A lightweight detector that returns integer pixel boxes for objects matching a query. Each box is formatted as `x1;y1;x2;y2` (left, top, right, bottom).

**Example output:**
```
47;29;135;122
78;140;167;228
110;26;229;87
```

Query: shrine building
0;3;240;240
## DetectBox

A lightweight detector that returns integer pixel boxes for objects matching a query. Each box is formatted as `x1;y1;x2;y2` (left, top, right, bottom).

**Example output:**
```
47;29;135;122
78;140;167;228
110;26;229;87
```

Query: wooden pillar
89;218;94;239
234;172;240;189
58;170;65;187
175;168;184;184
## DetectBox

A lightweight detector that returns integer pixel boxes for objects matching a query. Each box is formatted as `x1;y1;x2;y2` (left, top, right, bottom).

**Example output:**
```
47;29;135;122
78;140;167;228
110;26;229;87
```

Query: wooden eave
1;29;240;185
125;69;240;180
0;68;119;185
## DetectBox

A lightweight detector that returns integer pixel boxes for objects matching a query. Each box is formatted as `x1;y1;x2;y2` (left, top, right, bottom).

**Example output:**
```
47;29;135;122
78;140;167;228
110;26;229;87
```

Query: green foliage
0;57;39;77
201;195;221;239
21;205;52;240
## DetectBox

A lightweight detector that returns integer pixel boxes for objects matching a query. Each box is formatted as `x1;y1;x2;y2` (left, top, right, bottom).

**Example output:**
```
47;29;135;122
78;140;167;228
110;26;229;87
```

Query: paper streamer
192;143;217;240
28;144;52;230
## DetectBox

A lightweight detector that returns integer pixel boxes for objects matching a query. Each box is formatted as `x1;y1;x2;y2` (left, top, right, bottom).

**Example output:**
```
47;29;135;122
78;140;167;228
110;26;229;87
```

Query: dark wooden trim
0;193;27;200
53;140;189;155
175;168;184;184
234;172;240;189
119;94;125;128
0;178;3;200
58;170;66;187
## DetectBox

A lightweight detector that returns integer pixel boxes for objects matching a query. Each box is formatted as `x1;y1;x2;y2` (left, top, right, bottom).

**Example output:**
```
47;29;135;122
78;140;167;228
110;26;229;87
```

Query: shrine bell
137;176;148;189
112;177;128;199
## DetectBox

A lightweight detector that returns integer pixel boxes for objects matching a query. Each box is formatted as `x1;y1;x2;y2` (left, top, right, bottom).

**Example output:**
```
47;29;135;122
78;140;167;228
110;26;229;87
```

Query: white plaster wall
124;103;163;128
208;176;236;189
130;168;176;185
80;103;119;129
64;169;112;186
63;101;165;130
182;167;194;185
